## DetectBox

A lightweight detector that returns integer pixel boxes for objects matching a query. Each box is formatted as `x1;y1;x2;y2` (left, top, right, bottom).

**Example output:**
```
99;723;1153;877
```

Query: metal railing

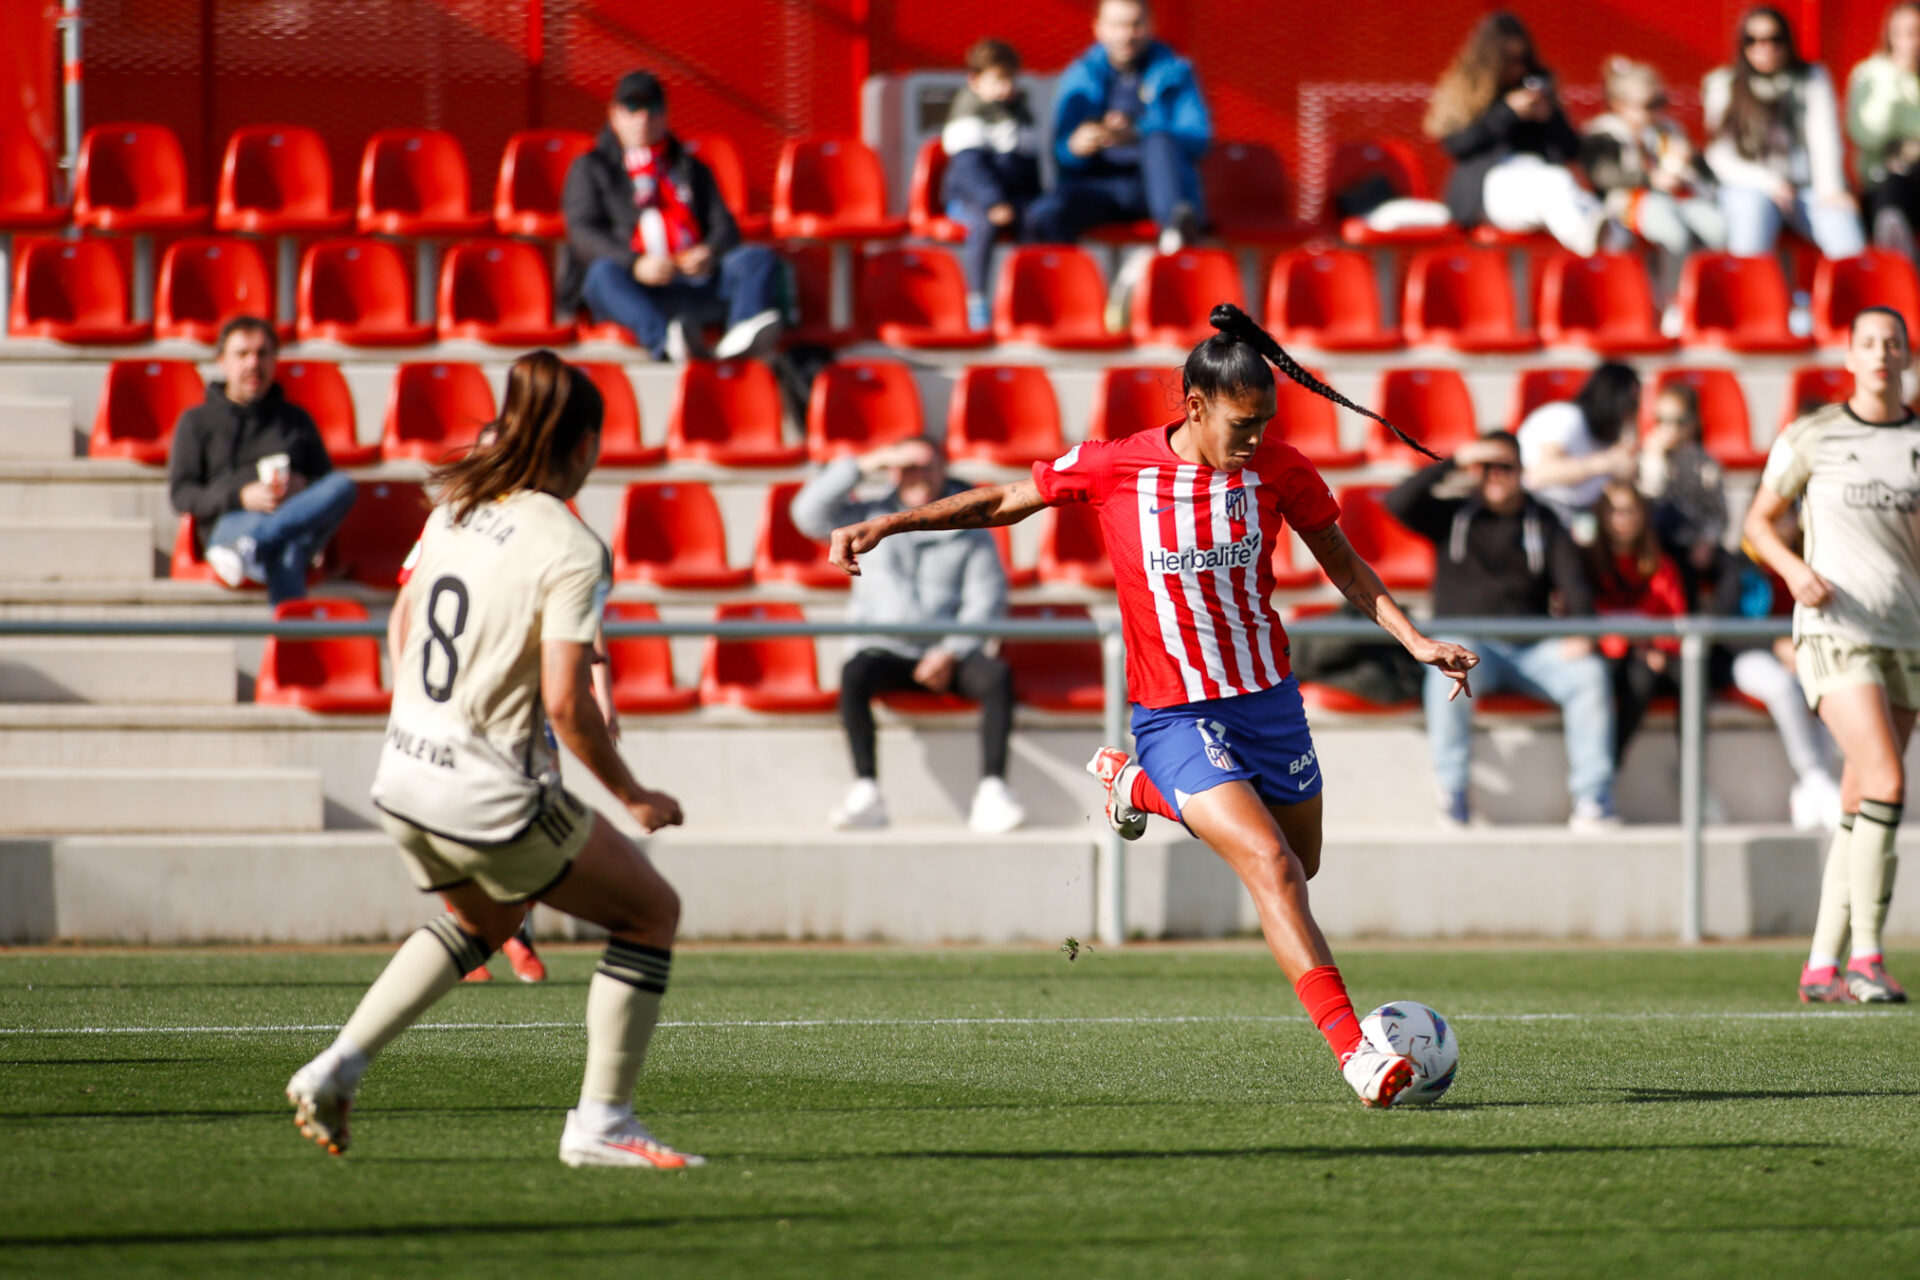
0;612;1795;946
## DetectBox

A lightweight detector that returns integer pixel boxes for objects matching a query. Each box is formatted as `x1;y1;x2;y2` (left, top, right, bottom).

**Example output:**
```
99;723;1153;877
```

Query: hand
1560;635;1594;660
632;254;676;287
1454;437;1515;469
674;244;713;276
1504;86;1544;118
1101;111;1138;143
627;788;683;833
860;438;937;474
239;480;280;513
987;202;1015;228
1600;438;1641;482
914;648;958;693
1688;541;1717;572
1646;648;1671;675
1066;121;1109;158
282;472;308;498
829;518;890;576
1770;179;1797;213
1784;561;1834;609
1410;637;1479;702
1649;168;1684;194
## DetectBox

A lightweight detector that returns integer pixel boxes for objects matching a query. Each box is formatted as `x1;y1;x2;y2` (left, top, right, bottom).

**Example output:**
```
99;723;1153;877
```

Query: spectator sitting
1023;0;1211;255
166;315;356;603
1424;10;1604;256
1846;1;1920;259
1638;380;1739;613
1703;6;1864;259
1586;480;1689;772
560;70;785;362
942;38;1042;330
790;438;1025;834
1584;56;1728;325
1516;361;1643;533
1382;431;1618;829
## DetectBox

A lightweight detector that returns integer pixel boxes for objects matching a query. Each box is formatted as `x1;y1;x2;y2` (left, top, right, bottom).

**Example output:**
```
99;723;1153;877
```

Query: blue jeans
580;244;783;357
1023;132;1203;243
943;148;1041;298
1421;636;1616;808
208;470;357;604
1717;183;1865;258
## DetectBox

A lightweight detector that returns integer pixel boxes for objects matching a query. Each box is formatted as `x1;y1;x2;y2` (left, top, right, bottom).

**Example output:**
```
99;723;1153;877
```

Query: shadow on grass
1618;1086;1920;1103
2;1210;838;1250
740;1140;1833;1164
0;1057;200;1067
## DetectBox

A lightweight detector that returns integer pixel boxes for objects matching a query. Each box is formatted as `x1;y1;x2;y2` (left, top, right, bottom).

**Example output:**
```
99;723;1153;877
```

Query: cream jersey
1760;401;1920;648
371;489;610;842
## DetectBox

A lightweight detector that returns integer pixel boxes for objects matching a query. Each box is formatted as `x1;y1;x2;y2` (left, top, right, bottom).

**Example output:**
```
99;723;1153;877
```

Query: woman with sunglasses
1703;6;1865;259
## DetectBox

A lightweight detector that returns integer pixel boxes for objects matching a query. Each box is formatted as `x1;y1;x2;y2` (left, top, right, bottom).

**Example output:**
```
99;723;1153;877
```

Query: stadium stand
1087;365;1175;441
1676;252;1812;354
254;598;392;714
215;125;353;235
1782;365;1851;424
1264;248;1404;352
1200;141;1304;246
1002;603;1104;712
355;128;490;237
90;358;202;464
905;139;966;244
1276;371;1368;468
1333;484;1437;589
72;123;209;233
1371;367;1480;465
753;481;851;590
699;601;840;711
1643;367;1768;468
602;601;701;714
380;361;496;462
1507;367;1593;430
0;127;69;231
667;359;807;467
1328;138;1451;246
575;361;663;467
154;238;277;345
278;360;379;467
10;237;150;344
683;134;768;239
992;246;1129;351
1402;246;1539;353
492;129;592;238
946;364;1065;466
612;481;753;588
805;358;922;460
323;481;431;587
1130;249;1246;347
1035;502;1114;588
296;239;434;347
435;239;575;346
1535;252;1675;355
772;137;906;240
1810;251;1920;349
861;247;990;349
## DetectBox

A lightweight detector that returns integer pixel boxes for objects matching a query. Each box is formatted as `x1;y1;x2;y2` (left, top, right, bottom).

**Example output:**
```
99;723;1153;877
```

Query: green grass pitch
2;945;1916;1279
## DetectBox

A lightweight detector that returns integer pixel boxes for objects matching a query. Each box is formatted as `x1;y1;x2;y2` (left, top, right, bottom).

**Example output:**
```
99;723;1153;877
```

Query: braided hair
1191;303;1439;462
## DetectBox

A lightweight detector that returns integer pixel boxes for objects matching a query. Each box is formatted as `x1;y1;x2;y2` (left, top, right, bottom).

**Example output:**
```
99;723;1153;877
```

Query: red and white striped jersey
1031;423;1339;709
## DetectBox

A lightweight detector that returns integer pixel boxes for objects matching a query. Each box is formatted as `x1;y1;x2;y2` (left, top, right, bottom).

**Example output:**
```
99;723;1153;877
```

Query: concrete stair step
0;638;236;704
0;520;154;581
0;396;78;459
0;767;324;835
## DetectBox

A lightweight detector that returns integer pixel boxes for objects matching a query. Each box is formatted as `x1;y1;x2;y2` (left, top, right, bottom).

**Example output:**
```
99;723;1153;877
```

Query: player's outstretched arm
829;479;1046;576
1299;520;1478;701
541;639;681;831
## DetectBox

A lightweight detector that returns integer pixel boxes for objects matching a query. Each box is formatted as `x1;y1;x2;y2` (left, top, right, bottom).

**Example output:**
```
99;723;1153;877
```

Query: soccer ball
1360;1001;1458;1105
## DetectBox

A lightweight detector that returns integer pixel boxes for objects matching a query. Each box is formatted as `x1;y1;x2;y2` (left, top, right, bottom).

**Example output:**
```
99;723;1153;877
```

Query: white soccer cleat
714;309;783;361
968;777;1027;834
1341;1046;1416;1109
559;1110;706;1169
286;1060;353;1155
1086;747;1148;840
830;778;889;830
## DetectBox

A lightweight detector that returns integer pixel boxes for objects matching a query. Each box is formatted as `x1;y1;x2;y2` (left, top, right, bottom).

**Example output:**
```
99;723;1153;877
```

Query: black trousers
839;648;1013;781
1608;650;1679;769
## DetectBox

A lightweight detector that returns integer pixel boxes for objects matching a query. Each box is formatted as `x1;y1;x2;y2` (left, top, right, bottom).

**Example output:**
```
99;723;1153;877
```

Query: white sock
1849;800;1902;959
312;1035;371;1091
1808;816;1854;971
573;1097;634;1133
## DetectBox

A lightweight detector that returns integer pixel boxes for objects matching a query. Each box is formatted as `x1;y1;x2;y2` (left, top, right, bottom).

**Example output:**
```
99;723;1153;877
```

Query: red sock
1128;769;1182;822
1294;964;1365;1062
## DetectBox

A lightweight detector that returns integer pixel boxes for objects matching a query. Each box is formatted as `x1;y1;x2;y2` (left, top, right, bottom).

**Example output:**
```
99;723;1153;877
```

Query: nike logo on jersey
1296;772;1319;790
1149;503;1175;515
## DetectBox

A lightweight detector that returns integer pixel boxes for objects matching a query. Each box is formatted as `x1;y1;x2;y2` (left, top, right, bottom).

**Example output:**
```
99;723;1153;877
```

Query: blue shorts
1130;677;1322;817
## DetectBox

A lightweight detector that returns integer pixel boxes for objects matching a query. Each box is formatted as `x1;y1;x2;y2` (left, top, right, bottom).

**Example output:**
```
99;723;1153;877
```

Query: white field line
0;1010;1908;1037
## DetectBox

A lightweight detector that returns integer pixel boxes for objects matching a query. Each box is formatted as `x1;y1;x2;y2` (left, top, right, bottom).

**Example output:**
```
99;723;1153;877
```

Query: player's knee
1293;842;1321;881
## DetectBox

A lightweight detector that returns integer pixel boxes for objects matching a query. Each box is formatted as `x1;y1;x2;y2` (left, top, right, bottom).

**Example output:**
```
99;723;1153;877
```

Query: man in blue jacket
1024;0;1212;252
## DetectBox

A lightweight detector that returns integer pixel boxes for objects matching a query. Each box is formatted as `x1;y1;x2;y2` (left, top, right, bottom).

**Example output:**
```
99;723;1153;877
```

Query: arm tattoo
893;487;1005;532
1305;525;1383;620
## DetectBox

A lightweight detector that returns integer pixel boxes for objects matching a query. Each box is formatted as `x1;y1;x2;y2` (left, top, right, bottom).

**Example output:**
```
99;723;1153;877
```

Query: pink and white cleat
1086;747;1148;841
1342;1047;1416;1109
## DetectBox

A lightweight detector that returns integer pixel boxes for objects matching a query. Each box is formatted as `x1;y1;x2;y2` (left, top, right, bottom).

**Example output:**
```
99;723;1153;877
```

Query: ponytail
433;350;604;523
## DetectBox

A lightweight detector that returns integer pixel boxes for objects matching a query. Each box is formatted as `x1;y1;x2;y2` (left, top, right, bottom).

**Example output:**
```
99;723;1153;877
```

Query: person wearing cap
559;70;785;361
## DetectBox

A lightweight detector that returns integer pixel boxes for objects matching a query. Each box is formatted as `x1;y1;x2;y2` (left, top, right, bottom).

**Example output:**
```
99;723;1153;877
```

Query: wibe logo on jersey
1146;528;1261;575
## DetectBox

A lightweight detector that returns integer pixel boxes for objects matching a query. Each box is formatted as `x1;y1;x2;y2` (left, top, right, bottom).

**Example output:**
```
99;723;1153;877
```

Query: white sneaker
1568;796;1623;832
206;536;261;588
830;778;888;830
1341;1046;1416;1109
1086;747;1148;840
968;776;1027;834
286;1060;353;1155
714;309;782;360
1659;303;1684;340
559;1109;705;1169
1790;770;1843;832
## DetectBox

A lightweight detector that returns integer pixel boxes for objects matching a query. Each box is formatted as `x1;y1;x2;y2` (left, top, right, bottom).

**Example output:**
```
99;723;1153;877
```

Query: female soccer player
829;305;1480;1107
287;350;702;1166
1744;306;1919;1005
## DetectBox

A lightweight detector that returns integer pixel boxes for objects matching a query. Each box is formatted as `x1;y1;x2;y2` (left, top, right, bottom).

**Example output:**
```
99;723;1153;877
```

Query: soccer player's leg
1816;678;1910;1002
538;812;705;1168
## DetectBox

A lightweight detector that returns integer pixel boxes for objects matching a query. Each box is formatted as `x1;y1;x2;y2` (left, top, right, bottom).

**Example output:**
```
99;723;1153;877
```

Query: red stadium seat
906;139;966;243
1202;140;1306;245
1334;485;1434;589
780;243;866;347
1131;249;1246;347
576;362;662;467
861;246;988;348
1677;252;1811;353
256;598;391;714
602;601;700;714
993;246;1129;351
492;130;592;238
946;365;1065;467
699;601;838;711
325;481;432;586
1090;366;1176;442
356;129;491;237
754;481;847;589
1536;252;1674;354
1297;681;1419;713
297;238;434;346
72;123;209;232
1276;370;1367;469
1644;368;1766;469
1403;247;1538;352
683;135;768;239
9;238;151;344
667;359;806;467
1372;368;1479;466
279;360;379;467
1329;139;1452;246
381;362;497;462
1782;365;1852;426
1507;367;1590;431
154;237;275;345
436;239;575;345
1036;502;1114;588
1003;603;1104;712
992;523;1037;588
0;130;69;229
1265;248;1402;352
169;514;225;583
216;125;352;234
1811;251;1920;348
772;138;906;240
91;359;204;464
806;359;922;460
613;481;751;588
1270;528;1323;590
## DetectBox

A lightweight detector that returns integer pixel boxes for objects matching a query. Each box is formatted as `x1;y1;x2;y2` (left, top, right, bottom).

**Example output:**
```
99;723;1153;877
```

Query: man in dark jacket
1383;431;1617;829
167;316;356;603
561;70;784;361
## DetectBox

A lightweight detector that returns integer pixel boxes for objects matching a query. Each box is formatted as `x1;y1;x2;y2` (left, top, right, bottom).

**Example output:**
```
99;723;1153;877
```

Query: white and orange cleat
1086;747;1148;841
1342;1046;1416;1109
502;934;547;983
559;1110;706;1169
286;1060;354;1155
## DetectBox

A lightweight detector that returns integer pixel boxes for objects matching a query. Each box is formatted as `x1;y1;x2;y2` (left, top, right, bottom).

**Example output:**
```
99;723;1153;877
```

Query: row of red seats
258;597;1104;715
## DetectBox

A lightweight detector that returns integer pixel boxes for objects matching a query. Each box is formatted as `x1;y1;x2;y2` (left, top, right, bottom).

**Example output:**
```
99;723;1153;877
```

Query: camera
1520;74;1546;91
